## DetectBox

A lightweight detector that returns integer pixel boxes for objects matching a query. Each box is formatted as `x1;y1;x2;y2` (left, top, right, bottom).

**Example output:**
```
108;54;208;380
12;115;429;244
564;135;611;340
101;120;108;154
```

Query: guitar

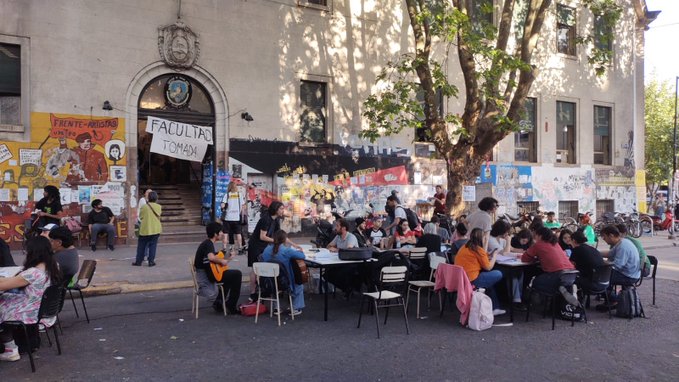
292;258;310;284
209;251;230;283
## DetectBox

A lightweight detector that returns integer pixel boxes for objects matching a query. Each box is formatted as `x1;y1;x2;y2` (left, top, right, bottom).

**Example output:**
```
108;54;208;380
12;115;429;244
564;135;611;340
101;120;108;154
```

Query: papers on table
0;266;22;278
496;254;522;264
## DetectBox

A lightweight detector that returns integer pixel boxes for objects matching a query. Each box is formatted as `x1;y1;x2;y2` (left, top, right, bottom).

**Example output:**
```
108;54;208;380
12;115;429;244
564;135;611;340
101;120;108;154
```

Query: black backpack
616;286;644;319
401;207;420;230
258;258;291;296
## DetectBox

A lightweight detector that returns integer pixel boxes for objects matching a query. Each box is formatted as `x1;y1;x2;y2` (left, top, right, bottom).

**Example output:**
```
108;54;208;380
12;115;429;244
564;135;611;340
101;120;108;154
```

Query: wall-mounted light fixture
241;112;254;121
102;100;113;111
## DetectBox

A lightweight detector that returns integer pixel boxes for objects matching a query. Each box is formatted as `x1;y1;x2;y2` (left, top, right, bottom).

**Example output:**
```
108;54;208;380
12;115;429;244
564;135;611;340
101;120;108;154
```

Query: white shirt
222;191;244;221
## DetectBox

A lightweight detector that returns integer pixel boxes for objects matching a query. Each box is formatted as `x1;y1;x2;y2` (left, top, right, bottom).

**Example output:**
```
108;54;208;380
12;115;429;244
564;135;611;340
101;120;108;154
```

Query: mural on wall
531;165;595;216
477;164;533;216
227;139;443;234
0;112;127;247
622;131;635;177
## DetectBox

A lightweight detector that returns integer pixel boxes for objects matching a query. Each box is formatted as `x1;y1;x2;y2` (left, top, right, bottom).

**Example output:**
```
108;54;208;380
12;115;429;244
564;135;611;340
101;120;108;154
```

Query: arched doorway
136;74;215;225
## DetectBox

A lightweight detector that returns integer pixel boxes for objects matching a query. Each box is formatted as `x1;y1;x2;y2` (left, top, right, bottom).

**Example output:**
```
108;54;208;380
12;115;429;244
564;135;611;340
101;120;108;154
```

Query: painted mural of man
68;132;108;183
45;138;79;178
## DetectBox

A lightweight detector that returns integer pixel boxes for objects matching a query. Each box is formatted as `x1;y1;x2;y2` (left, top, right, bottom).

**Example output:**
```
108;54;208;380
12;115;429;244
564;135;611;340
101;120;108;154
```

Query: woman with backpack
454;228;506;316
260;230;306;316
0;236;62;362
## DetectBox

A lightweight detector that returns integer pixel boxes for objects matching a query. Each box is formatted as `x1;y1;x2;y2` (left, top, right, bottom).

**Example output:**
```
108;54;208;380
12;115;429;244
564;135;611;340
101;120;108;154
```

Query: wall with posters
228;139;445;234
0;112;127;248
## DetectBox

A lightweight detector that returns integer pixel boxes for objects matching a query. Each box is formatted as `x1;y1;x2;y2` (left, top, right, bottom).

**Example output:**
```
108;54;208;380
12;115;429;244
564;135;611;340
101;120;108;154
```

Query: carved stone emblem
158;20;200;69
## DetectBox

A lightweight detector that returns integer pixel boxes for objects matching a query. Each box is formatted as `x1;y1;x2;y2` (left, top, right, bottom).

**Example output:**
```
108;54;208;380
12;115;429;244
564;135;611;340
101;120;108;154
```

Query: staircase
143;184;205;243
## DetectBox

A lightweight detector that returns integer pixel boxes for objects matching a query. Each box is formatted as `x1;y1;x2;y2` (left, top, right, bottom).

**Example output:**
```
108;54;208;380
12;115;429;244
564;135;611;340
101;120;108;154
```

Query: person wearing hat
87;199;116;251
352;217;370;248
68;132;108;183
48;226;80;282
39;223;59;238
35;185;62;228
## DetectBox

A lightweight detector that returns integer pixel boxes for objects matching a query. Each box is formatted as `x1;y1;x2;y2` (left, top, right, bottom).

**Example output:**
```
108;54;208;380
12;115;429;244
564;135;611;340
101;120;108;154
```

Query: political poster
145;116;213;162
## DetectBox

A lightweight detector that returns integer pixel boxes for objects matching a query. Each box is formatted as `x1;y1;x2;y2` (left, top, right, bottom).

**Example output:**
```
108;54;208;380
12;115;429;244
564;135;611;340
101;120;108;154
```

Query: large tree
644;78;677;205
361;0;621;214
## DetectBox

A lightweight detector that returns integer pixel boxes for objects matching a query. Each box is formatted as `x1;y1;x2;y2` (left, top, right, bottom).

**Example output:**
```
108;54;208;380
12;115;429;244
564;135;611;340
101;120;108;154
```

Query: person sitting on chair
261;230;306;316
597;225;640;310
327;219;358;252
352;218;370;248
87;199;116;251
194;222;242;315
48;227;80;285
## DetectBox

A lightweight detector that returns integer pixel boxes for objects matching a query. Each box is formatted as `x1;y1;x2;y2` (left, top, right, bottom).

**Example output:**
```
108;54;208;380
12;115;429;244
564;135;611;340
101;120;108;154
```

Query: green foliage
578;0;623;76
645;78;677;188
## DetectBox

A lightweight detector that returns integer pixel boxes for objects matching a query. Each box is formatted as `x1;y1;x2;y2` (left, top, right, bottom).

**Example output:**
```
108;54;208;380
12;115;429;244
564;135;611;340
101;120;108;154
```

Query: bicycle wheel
562;223;579;233
628;221;642;238
640;218;653;235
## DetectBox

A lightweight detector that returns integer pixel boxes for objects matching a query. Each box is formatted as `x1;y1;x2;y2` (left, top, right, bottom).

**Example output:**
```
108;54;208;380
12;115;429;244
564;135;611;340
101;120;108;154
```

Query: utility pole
670;76;678;239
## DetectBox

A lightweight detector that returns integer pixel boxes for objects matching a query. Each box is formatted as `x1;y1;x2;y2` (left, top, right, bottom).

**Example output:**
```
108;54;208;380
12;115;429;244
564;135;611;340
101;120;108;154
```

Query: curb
84;276;253;297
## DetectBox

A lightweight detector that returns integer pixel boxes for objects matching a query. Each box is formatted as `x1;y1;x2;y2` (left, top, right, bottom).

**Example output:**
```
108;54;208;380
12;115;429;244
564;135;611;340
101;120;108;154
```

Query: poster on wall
463;186;476;202
0;144;12;164
146;116;213;162
19;149;42;166
109;166;127;182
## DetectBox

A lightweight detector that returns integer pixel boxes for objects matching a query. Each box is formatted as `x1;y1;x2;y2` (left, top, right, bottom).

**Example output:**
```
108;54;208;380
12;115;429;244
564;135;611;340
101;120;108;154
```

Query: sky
644;0;679;84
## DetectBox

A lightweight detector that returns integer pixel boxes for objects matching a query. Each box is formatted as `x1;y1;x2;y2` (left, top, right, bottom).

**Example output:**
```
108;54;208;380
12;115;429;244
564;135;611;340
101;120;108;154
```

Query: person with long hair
0;236;62;362
261;230;306;315
247;201;300;301
521;227;578;304
35;185;62;228
220;182;247;252
558;230;574;256
394;219;419;248
489;220;527;311
454;228;505;315
510;228;533;252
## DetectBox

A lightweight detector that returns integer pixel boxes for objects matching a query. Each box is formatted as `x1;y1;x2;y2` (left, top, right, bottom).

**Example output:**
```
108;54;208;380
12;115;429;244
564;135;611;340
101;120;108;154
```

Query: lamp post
670;76;679;239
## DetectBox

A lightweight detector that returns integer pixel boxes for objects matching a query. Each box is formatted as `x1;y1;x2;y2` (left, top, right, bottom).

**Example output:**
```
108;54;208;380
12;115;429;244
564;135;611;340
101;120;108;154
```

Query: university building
0;0;656;247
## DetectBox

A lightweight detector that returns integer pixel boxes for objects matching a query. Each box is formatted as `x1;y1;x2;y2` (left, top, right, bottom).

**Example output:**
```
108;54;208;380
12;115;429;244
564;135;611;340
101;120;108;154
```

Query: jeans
290;283;305;310
135;234;159;263
90;223;116;246
472;270;503;309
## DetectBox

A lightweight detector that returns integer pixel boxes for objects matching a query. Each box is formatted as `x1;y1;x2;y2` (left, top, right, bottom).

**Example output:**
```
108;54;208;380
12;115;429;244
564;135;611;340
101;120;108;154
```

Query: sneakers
559;286;581;307
131;262;142;266
0;347;19;362
148;261;156;267
108;245;115;251
289;309;302;316
492;309;506;316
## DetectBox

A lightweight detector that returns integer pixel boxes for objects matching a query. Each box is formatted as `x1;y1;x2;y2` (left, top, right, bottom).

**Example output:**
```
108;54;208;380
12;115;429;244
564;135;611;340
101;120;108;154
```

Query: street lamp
670;76;678;239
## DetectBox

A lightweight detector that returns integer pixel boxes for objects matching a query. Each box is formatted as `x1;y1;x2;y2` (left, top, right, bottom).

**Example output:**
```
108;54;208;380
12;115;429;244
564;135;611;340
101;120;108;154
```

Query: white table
0;266;22;278
303;248;376;321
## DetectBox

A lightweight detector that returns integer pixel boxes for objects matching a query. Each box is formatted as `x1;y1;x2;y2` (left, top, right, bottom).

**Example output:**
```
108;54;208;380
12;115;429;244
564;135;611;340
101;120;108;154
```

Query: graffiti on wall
0;112;127;247
531;165;595;215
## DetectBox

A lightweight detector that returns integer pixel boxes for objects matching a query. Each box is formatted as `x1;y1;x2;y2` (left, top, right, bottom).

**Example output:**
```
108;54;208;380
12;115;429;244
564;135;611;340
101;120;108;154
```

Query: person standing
133;191;162;267
466;197;499;251
87;199;116;251
220;182;247;252
194;222;242;314
35;185;62;228
432;185;447;216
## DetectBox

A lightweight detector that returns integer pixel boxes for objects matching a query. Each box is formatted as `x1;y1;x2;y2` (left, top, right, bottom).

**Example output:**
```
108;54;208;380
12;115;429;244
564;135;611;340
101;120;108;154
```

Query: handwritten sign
463;186;476;202
0;144;12;164
19;149;42;166
146;116;212;162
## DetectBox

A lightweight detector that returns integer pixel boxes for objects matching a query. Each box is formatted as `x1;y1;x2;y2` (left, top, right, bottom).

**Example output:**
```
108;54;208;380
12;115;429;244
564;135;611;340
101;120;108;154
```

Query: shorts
222;221;241;235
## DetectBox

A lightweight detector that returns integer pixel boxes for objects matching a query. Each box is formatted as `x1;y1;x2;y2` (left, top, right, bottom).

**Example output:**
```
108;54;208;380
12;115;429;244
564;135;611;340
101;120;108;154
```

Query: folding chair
253;262;294;326
5;285;64;372
578;263;613;319
188;258;226;319
406;253;447;319
525;270;580;330
357;266;410;338
67;260;96;323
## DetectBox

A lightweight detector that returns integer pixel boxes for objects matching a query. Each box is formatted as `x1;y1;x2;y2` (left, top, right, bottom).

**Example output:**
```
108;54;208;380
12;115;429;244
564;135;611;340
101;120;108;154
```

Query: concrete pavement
8;232;678;296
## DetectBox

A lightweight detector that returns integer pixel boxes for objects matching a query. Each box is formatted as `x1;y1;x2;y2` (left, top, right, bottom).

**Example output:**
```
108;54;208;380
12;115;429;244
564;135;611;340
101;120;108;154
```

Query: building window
515;97;537;162
593;105;611;165
596;200;614;218
300;80;327;143
415;88;444;142
298;0;329;10
594;15;612;51
471;0;493;27
556;101;576;164
0;43;21;126
557;4;576;56
558;200;579;221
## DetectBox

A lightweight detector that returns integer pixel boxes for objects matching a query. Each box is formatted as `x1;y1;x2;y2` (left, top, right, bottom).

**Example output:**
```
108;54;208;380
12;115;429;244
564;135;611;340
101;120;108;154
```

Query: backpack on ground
468;289;494;331
402;207;421;230
616;286;644;319
559;300;586;322
64;217;82;233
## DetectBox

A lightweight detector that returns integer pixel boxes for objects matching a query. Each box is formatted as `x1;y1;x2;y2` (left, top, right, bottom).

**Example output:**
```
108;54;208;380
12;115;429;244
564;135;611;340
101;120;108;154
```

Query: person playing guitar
194;222;243;314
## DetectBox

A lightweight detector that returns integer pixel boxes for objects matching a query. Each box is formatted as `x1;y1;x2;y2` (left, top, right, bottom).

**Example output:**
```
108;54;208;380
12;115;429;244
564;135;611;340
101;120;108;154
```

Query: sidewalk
8;232;675;297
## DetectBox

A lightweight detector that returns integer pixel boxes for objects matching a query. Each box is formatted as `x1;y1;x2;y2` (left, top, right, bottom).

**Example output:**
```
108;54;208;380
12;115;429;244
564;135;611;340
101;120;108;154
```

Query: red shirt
433;192;446;214
521;241;574;273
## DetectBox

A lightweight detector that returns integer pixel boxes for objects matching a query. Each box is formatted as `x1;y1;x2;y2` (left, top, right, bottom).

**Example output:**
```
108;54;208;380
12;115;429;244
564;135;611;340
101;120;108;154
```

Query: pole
670;76;678;239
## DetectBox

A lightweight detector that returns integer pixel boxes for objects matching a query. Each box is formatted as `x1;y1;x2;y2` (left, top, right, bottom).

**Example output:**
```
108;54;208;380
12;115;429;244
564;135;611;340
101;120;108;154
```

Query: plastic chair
647;255;658;305
578;263;613;319
67;259;96;323
525;270;579;330
357;266;410;338
406;253;447;319
188;258;226;319
4;285;64;372
252;262;294;326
